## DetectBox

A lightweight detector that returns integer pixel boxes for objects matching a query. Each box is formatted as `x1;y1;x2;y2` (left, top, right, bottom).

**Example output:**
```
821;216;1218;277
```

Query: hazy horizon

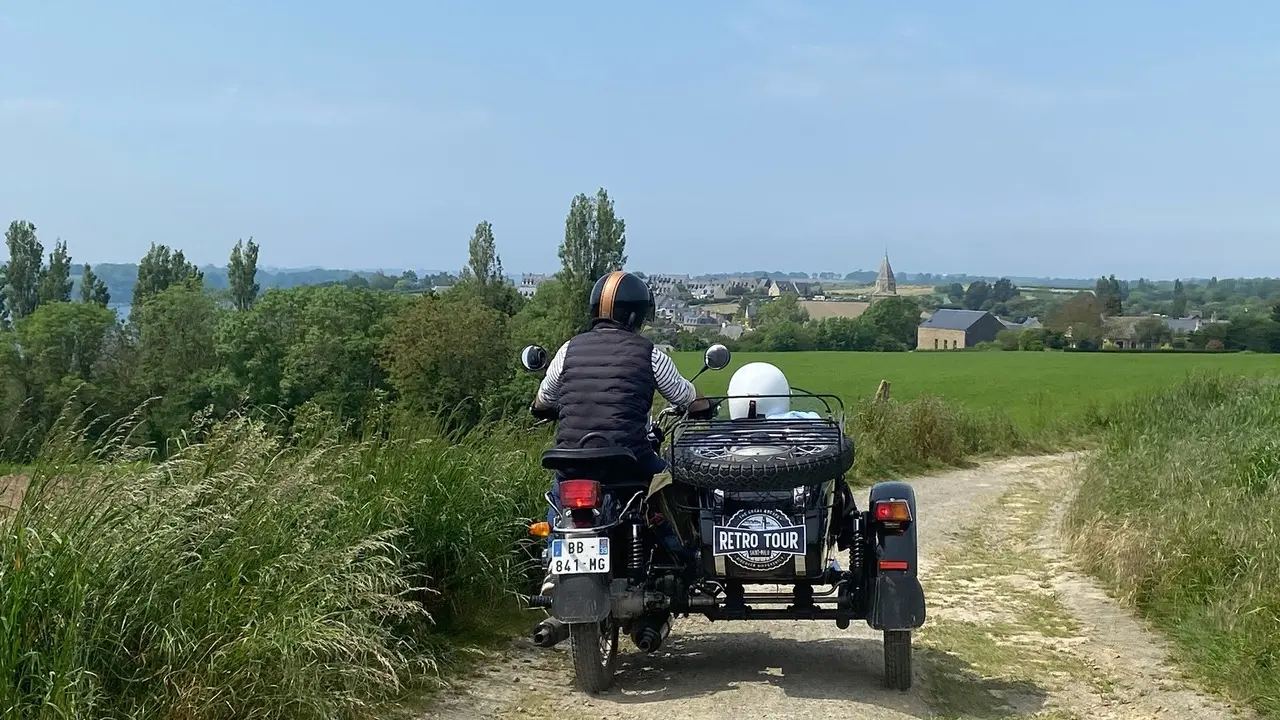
5;1;1279;279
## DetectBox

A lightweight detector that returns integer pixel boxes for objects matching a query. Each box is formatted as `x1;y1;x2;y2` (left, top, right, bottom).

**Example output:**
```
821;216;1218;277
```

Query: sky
3;1;1280;280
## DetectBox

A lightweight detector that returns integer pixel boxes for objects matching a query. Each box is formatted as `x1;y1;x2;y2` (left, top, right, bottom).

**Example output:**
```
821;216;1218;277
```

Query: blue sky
3;1;1279;279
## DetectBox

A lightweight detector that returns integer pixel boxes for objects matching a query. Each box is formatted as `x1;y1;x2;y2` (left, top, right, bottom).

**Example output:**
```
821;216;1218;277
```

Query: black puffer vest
554;322;656;458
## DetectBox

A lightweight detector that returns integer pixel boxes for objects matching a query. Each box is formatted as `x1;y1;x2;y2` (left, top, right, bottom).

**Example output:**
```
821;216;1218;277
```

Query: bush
1065;374;1280;716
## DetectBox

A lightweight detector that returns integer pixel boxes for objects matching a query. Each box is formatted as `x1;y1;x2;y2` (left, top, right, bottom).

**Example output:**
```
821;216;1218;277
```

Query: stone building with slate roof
917;309;1006;350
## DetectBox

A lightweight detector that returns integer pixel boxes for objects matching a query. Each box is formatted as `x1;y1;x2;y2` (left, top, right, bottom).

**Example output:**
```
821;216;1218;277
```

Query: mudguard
866;481;927;631
551;573;612;624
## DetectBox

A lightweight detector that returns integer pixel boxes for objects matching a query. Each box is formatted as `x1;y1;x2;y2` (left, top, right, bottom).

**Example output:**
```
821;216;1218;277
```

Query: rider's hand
529;401;558;422
687;393;715;420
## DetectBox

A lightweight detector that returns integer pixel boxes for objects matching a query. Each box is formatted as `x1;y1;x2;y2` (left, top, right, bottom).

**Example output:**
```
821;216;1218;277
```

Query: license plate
549;536;611;575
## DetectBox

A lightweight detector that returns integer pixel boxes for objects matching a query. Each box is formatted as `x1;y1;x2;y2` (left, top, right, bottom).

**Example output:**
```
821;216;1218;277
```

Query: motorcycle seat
541;446;638;473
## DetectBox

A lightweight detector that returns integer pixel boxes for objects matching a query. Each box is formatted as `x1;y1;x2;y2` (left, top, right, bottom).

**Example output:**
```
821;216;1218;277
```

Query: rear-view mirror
704;344;731;371
520;345;549;372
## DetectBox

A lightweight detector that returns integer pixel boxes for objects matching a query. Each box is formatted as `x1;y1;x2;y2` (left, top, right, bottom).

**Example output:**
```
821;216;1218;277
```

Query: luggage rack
662;391;855;492
666;391;848;458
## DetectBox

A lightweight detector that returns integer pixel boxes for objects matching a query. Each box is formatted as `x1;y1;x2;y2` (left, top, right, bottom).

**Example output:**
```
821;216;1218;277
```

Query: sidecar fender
866;481;926;631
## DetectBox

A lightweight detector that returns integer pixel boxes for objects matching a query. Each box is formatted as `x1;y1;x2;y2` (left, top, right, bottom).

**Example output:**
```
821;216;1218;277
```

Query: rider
530;270;701;594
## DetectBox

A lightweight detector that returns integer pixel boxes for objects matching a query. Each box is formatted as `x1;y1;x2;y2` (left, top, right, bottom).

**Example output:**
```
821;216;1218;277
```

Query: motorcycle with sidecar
519;343;926;694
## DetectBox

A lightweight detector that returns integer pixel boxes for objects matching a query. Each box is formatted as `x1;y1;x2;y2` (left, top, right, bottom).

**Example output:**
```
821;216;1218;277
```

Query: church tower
873;252;897;297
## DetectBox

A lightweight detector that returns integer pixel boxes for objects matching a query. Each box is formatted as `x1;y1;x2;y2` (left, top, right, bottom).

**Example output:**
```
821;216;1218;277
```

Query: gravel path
419;454;1251;720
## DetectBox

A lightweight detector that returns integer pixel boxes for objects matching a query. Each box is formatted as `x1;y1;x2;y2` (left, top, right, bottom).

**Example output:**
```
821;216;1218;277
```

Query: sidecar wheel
570;618;620;694
884;630;912;691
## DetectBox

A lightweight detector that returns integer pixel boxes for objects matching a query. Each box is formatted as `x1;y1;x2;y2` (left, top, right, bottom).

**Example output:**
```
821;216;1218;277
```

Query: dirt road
420;454;1250;720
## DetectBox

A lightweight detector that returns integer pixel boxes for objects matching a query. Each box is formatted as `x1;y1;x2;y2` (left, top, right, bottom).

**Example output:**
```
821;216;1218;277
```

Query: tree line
0;189;628;462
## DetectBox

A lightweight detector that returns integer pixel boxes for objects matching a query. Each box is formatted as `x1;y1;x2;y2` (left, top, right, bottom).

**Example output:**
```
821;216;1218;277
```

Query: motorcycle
519;344;926;694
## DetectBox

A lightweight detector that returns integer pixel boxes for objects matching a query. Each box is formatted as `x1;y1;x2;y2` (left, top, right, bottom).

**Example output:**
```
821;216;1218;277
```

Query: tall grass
0;406;545;719
1065;373;1280;716
849;395;1069;480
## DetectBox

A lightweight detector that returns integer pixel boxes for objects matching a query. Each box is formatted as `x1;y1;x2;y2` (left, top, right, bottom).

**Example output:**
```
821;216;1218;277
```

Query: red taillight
879;560;909;572
873;499;912;535
559;479;601;510
874;500;912;523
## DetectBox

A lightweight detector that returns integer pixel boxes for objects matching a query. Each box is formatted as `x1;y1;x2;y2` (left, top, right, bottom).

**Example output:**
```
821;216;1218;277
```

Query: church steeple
873;252;897;296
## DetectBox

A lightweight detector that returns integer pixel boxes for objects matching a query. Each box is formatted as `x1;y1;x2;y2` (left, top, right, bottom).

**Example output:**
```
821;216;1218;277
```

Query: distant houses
518;273;550;299
1101;313;1228;349
1000;316;1042;331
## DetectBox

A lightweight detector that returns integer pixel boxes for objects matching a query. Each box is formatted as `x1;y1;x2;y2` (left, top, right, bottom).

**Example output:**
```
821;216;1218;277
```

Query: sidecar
661;389;927;690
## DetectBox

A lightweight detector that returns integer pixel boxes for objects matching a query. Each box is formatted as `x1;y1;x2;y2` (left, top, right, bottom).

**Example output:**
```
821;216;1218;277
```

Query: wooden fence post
874;380;891;403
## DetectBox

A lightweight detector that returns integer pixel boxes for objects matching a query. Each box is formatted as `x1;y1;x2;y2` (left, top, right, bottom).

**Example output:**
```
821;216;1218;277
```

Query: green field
673;351;1280;429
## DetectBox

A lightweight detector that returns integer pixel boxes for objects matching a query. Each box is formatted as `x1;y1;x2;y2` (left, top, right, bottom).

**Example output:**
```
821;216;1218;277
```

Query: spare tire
669;426;855;491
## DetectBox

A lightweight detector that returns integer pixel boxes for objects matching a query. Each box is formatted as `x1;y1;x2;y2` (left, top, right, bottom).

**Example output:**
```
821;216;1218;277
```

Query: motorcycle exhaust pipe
532;617;569;648
633;618;671;653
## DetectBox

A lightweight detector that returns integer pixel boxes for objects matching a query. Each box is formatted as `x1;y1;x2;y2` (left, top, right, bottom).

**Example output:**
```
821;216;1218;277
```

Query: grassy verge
0;408;547;719
0;387;1078;718
848;394;1077;481
1064;374;1280;716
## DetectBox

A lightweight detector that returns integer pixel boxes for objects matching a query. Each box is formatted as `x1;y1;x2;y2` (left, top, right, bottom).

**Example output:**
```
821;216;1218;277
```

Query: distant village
518;255;906;343
513;254;1234;352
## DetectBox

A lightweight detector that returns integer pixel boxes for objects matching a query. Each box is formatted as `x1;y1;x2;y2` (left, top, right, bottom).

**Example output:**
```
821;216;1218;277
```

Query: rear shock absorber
631;518;646;584
848;515;864;578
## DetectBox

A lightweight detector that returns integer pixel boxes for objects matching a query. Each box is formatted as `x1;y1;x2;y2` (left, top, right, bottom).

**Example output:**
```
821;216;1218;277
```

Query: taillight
873;499;912;534
559;479;601;510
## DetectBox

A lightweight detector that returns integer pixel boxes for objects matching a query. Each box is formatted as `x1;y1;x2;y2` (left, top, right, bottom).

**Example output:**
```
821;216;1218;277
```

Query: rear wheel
570;617;620;694
884;630;912;690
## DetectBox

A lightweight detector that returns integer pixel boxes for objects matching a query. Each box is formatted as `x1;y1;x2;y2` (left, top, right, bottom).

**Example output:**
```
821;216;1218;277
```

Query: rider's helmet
589;271;655;332
727;362;791;419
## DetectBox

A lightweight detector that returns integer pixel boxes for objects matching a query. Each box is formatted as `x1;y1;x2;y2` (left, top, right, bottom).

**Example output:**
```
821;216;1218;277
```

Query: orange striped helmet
589;271;655;331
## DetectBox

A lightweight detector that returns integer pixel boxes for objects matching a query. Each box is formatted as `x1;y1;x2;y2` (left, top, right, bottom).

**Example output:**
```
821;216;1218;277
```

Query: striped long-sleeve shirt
535;342;697;409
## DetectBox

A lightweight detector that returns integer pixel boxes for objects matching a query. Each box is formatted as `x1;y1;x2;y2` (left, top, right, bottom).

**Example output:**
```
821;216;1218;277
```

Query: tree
1171;279;1187;318
1093;276;1122;316
858;296;921;350
0;302;117;447
1018;327;1052;351
963;280;991;310
215;285;406;419
990;278;1020;304
1047;292;1103;332
455;221;524;316
0;264;7;330
559;190;628;286
995;329;1022;351
227;237;261;311
756;293;809;327
511;277;579;351
1271;301;1280;325
462;221;503;285
134;284;221;442
557;189;628;328
80;263;111;306
4;220;44;320
384;293;513;428
812;317;872;351
946;283;965;304
133;243;204;309
1134;317;1171;347
38;239;73;304
16;301;115;395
